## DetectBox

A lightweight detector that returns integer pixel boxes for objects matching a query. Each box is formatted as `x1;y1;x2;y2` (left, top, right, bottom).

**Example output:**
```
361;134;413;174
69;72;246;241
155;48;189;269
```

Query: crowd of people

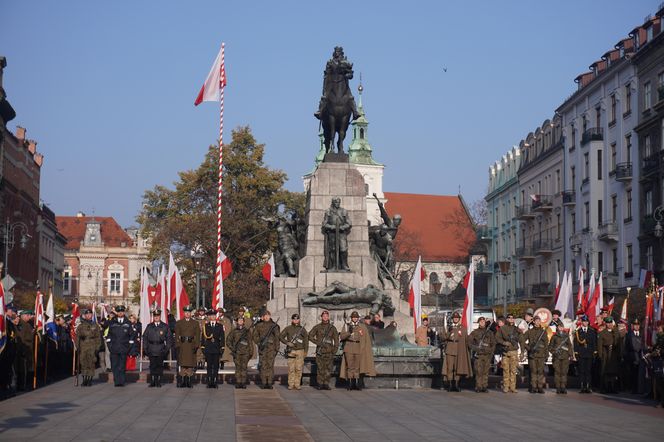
2;302;663;408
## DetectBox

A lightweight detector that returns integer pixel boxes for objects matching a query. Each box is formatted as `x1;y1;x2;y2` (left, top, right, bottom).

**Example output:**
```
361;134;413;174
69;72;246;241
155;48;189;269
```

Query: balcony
604;273;620;289
643;152;660;173
532;195;553;211
530;282;551;297
516;205;535;220
581;127;604;145
515;287;526;299
516;246;535;260
614;162;632;182
475;261;494;274
570;232;583;246
659;85;664;101
533;239;553;255
597;222;618;242
562;190;575;206
476;226;493;242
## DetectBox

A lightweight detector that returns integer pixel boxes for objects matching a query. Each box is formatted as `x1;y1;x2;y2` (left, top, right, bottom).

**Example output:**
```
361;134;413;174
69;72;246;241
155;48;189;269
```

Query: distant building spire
349;79;380;166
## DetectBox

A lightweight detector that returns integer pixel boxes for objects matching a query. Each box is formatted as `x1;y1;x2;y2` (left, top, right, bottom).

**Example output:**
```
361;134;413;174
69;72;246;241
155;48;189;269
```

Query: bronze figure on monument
322;198;352;272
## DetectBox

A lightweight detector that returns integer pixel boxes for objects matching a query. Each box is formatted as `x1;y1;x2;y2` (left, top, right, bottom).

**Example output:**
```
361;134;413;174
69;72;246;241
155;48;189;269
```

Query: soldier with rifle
468;316;495;393
309;310;339;390
495;313;522;393
226;316;253;389
549;326;572;394
75;308;100;387
252;310;280;389
279;313;309;390
522;315;549;393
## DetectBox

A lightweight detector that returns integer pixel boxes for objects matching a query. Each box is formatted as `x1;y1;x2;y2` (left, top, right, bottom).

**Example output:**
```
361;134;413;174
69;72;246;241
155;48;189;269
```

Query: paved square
0;380;662;441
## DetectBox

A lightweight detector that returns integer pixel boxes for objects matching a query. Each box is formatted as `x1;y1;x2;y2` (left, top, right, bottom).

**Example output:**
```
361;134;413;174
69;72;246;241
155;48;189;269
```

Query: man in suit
201;310;224;388
574;315;598;393
623;318;645;394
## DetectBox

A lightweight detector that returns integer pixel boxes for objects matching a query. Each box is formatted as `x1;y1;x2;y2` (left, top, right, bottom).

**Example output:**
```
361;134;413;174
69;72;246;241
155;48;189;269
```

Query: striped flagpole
213;43;226;309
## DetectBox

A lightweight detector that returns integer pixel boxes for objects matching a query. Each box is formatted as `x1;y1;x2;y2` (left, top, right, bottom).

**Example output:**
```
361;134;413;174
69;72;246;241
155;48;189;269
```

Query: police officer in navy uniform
106;305;137;387
574;315;597;393
201;310;225;388
142;309;171;387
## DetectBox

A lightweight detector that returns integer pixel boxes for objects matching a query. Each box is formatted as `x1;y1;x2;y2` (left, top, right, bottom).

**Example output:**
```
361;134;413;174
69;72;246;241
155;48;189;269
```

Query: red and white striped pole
213;43;225;309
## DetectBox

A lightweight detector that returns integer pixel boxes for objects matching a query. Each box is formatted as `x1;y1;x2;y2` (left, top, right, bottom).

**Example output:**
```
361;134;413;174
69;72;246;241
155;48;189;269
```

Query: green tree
138;126;304;313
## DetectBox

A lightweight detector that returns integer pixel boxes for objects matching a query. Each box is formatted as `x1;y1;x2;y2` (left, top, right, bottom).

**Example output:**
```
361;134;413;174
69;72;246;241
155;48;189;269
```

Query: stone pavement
0;379;663;441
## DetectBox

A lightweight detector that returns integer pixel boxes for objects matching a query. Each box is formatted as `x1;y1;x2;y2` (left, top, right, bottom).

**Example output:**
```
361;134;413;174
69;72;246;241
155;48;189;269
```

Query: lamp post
498;260;511;316
653;205;664;239
2;218;32;279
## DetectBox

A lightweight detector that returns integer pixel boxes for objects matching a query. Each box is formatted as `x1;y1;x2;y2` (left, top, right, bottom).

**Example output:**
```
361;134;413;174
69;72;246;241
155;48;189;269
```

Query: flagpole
44;339;49;385
33;333;39;389
213;43;226;310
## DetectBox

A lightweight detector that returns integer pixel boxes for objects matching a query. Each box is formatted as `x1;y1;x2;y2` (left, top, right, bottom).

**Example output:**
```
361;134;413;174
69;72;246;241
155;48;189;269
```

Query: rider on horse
314;47;361;122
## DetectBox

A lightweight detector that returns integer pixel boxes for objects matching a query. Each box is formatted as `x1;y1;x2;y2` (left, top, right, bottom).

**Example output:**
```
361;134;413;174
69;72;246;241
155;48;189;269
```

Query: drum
534;307;552;327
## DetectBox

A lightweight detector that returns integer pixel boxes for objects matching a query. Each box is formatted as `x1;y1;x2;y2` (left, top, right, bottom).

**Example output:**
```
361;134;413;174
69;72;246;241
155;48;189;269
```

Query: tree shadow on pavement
0;402;77;433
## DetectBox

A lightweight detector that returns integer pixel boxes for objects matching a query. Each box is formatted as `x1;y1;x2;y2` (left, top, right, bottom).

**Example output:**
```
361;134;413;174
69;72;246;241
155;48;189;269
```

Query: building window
571;126;576;147
571;212;576;232
647;246;654;271
597;150;602;180
582;115;588;133
598;251;604;273
110;272;121;293
610;143;616;171
646;189;653;216
360;128;365;139
625;83;632;114
645;81;652;109
556;169;561;192
595;105;601;128
597;200;603;226
610;94;616;123
611;194;617;222
584;202;590;229
626;189;632;220
584;153;589;180
571;166;576;189
556;214;561;240
612;248;618;273
626;244;633;274
63;270;71;293
625;133;632;161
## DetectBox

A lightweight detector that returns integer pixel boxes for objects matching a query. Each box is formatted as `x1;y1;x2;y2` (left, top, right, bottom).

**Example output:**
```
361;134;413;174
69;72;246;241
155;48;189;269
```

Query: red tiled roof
55;216;133;250
384;192;475;263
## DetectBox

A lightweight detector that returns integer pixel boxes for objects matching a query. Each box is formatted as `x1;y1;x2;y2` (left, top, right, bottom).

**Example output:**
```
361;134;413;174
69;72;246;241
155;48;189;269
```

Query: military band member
309;310;339;390
523;315;548;393
106;305;136;387
252;310;280;389
597;316;622;394
175;305;201;388
574;315;597;393
280;313;309;390
340;311;376;390
142;309;171;388
441;311;472;392
549;326;572;394
226;316;253;388
495;313;521;393
469;316;495;392
75;308;101;387
202;310;225;388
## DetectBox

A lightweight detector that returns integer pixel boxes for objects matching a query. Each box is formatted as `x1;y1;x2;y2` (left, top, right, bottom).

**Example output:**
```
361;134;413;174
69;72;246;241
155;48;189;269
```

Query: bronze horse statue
315;47;360;155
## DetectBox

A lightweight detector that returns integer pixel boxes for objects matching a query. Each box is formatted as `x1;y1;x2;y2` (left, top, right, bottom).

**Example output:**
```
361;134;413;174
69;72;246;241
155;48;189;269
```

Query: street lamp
2;217;32;279
498;260;511;316
653;205;664;238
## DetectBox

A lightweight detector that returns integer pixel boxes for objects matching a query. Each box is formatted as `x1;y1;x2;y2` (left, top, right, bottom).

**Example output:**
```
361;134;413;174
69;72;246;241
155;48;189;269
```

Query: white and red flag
168;252;191;319
607;296;615;314
408;257;426;333
262;253;275;285
554;271;561;305
195;45;227;106
577;266;585;311
139;268;152;335
461;261;475;334
211;251;232;310
34;290;45;333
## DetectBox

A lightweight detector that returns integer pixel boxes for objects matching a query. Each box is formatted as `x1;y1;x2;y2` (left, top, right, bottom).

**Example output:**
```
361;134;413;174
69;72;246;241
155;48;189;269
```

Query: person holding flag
75;308;101;387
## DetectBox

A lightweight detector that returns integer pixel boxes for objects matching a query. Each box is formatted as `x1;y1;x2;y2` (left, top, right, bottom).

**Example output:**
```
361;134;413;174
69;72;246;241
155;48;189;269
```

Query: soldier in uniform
201;309;224;388
106;305;136;387
280;313;309;390
226;316;253;388
340;311;376;390
15;310;35;391
441;311;472;392
309;310;339;390
252;310;280;389
175;305;201;388
469;316;495;392
0;306;18;398
495;313;521;393
550;309;564;330
624;318;645;394
142;309;171;387
522;315;549;393
549;326;572;394
574;315;597;393
597;316;622;393
75;308;101;387
217;308;233;369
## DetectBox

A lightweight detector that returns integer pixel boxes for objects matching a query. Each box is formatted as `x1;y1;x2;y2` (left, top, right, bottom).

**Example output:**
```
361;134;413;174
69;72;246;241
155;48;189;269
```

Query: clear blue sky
2;0;656;226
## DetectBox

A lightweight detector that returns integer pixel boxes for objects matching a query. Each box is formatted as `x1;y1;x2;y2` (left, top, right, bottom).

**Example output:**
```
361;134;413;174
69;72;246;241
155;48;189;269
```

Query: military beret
533;315;542;321
236;315;245;322
21;310;34;315
604;316;614;323
183;305;194;312
216;307;225;313
261;309;271;316
291;313;300;320
206;309;216;316
600;306;610;312
82;308;92;315
506;313;515;318
422;315;429;321
451;311;461;319
350;311;360;318
552;309;561;316
152;309;162;316
114;305;126;312
525;308;534;316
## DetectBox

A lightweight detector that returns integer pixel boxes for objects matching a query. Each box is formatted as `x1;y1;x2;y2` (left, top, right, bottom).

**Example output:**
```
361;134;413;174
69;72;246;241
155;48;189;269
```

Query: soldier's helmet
291;313;300;320
350;311;360;318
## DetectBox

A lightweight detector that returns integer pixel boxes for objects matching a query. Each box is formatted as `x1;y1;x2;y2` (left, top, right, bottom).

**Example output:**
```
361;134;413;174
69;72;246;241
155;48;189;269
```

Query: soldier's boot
176;375;182;388
356;378;362;391
86;376;92;386
81;376;88;386
148;375;155;387
155;376;162;387
188;376;194;388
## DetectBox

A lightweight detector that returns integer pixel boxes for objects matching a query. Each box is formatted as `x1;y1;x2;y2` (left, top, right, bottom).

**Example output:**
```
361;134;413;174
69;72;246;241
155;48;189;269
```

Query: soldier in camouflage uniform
549;326;572;394
309;310;339;390
468;316;495;393
280;313;309;390
252;310;280;389
522;315;549;393
495;313;521;393
226;316;253;388
76;308;101;387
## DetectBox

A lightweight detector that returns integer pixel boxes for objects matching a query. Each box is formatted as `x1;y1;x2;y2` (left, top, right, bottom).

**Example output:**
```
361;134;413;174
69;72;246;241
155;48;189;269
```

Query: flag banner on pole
607;296;615;314
554;271;571;318
45;290;58;343
139;268;151;335
639;269;652;289
620;295;629;322
262;253;275;284
70;302;80;346
577;266;584;310
554;271;561;305
0;280;6;354
461;261;475;334
159;264;167;322
194;45;227;106
34;291;44;333
408;256;425;333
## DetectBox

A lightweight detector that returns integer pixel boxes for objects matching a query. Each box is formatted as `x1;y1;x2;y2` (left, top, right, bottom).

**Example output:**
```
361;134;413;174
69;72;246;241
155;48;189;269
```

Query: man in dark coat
252;310;280;389
598;316;622;393
106;305;137;387
142;309;171;387
175;305;200;388
623;318;645;394
574;315;597;393
0;306;19;398
441;311;472;392
201;309;224;388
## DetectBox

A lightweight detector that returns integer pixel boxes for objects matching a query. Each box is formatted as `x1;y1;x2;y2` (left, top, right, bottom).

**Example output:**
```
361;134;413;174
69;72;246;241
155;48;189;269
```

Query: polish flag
168;253;190;320
639;269;653;289
194;44;227;106
139;268;152;335
212;251;232;310
607;296;615;314
159;264;167;322
583;271;595;313
262;253;275;284
461;261;475;334
587;272;602;326
34;291;45;333
577;267;585;310
408;257;425;333
554;271;561;305
70;302;80;345
620;295;629;322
